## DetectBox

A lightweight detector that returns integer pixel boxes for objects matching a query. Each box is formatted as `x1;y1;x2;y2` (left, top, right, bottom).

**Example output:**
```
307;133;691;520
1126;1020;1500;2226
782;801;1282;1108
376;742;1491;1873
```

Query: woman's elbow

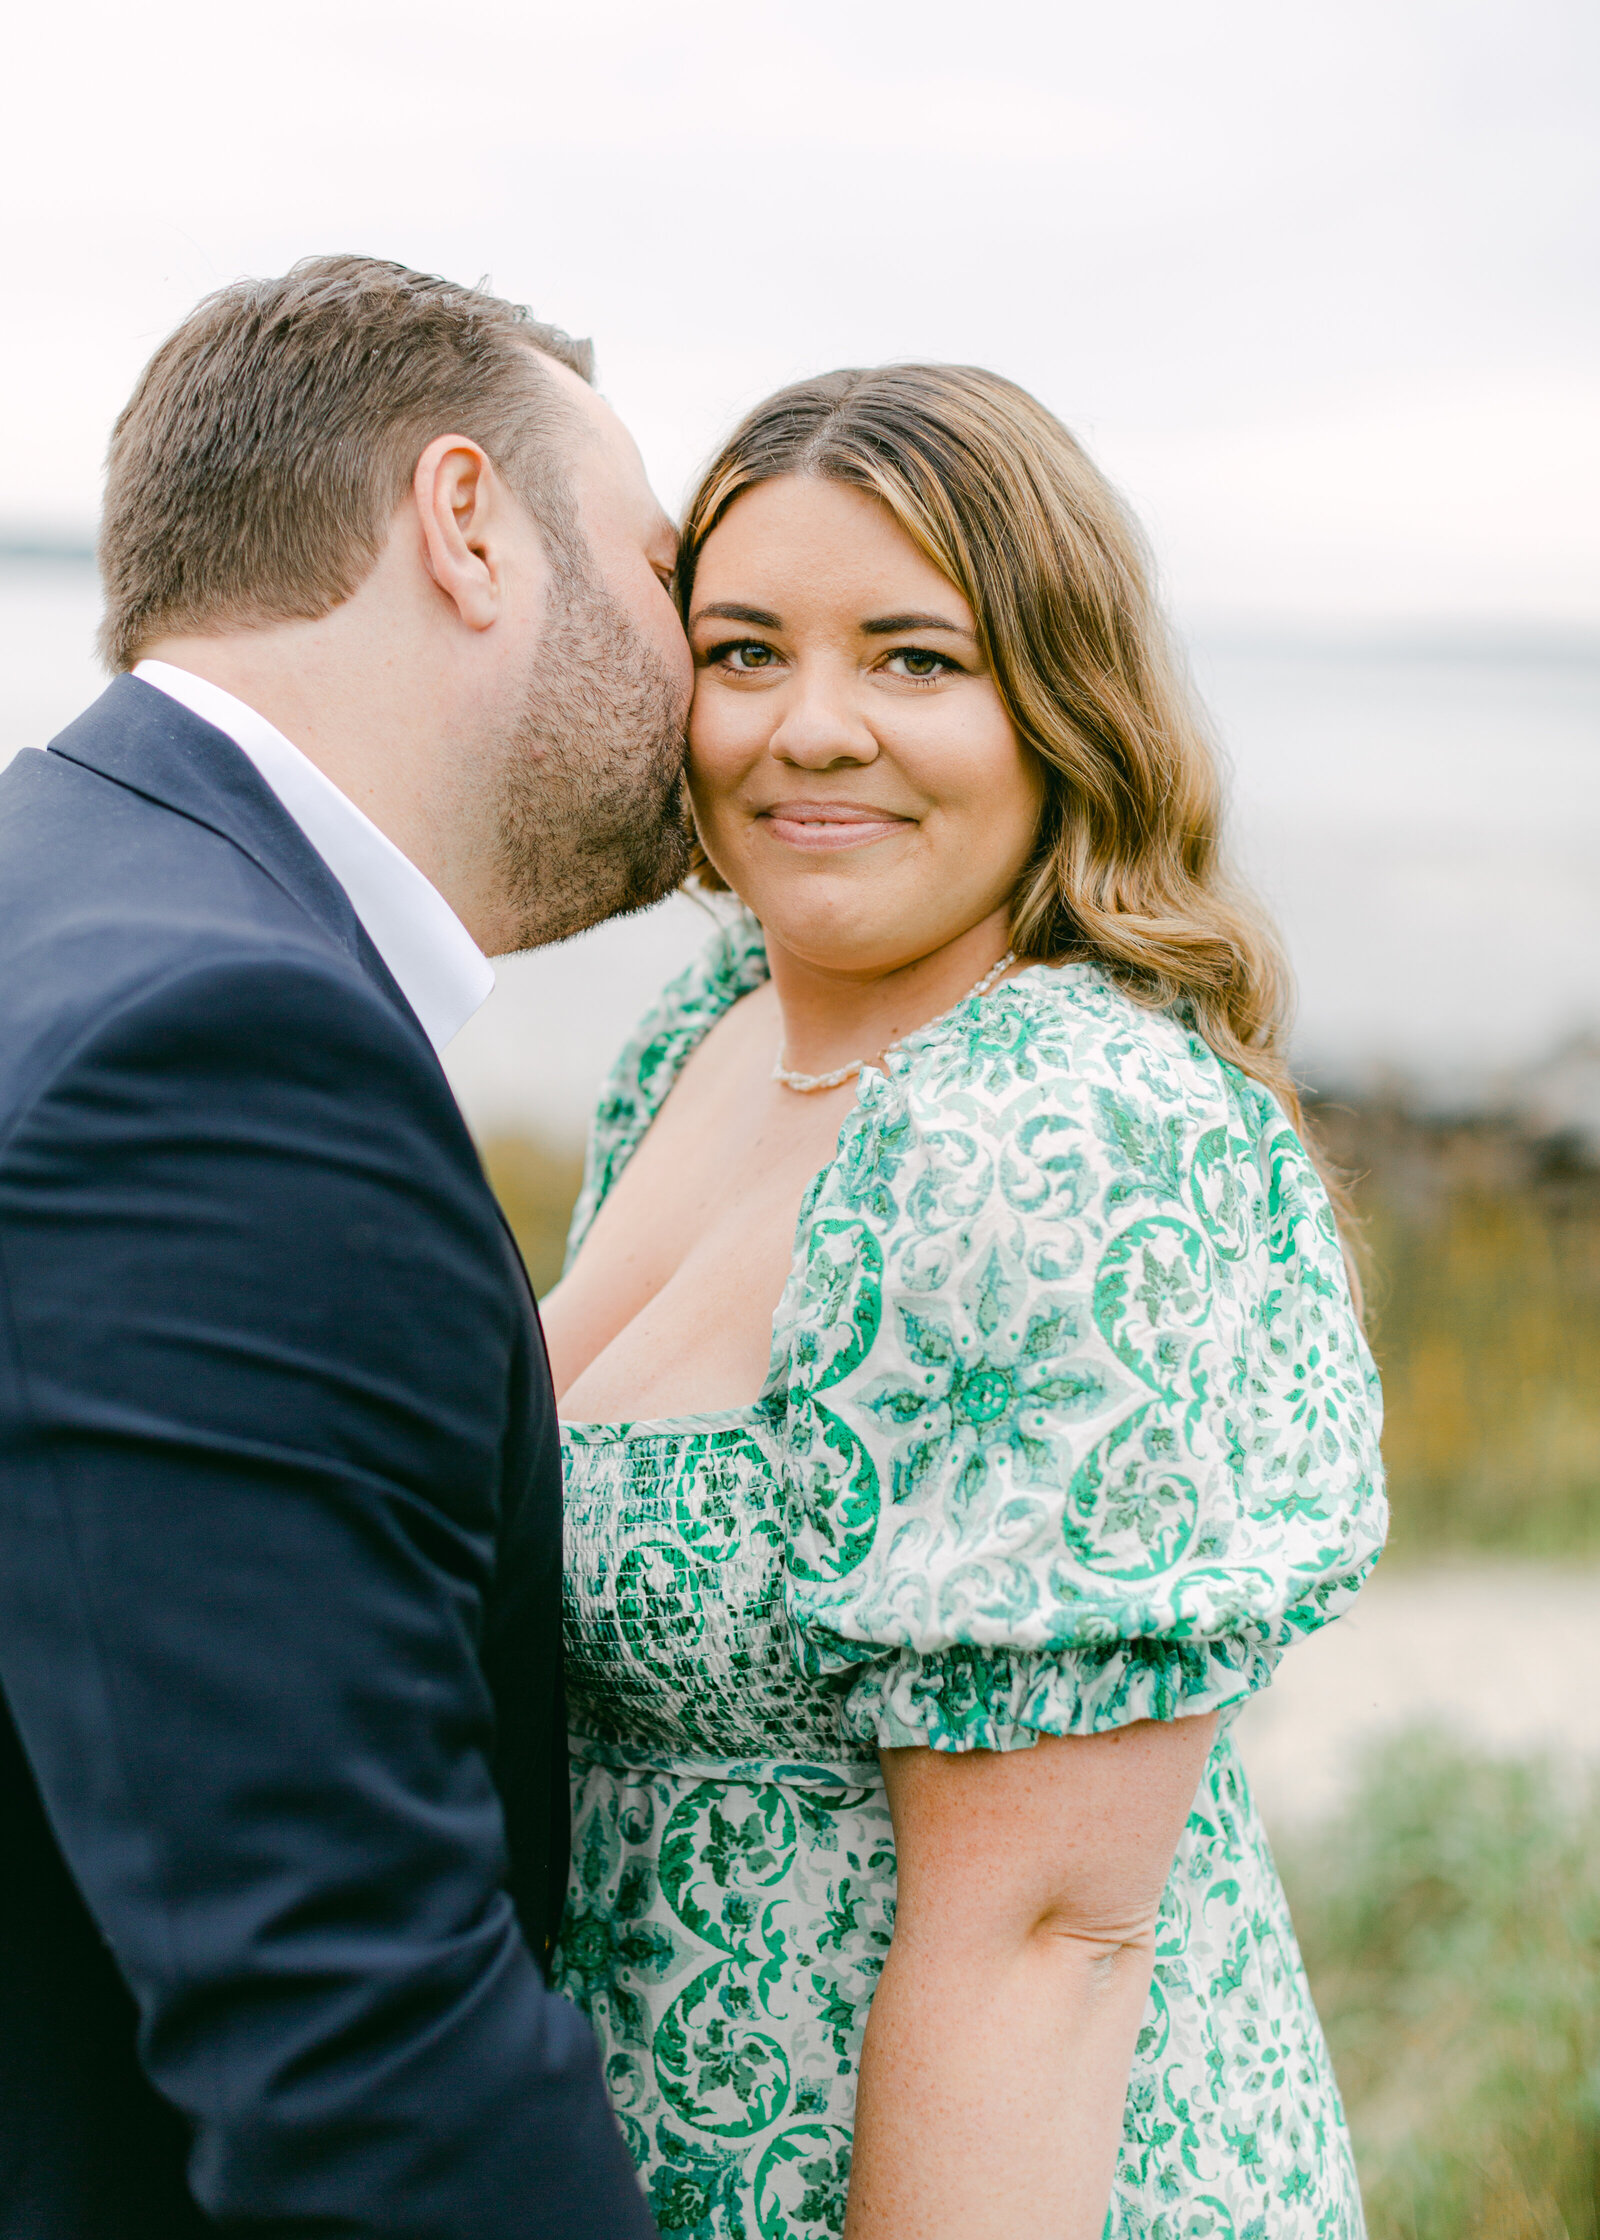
1026;1903;1162;1993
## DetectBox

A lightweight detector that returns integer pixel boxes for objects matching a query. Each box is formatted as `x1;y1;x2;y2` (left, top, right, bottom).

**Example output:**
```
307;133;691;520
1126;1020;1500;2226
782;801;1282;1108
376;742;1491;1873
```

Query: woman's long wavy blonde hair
677;363;1353;1244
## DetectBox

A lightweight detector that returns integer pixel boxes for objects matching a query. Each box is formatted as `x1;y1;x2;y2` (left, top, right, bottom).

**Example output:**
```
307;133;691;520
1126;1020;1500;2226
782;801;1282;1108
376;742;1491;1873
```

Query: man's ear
412;435;504;632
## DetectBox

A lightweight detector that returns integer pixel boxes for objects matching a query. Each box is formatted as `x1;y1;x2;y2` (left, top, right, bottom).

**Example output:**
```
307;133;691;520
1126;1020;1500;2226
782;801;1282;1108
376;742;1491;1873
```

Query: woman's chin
747;900;937;979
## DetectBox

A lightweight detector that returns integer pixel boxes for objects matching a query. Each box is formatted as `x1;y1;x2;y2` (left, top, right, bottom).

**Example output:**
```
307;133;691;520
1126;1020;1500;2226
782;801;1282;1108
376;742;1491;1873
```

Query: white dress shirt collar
132;659;494;1054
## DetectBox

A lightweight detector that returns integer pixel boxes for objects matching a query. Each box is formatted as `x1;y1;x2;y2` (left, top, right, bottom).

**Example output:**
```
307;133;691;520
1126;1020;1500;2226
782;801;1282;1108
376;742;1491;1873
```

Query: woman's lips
756;802;916;852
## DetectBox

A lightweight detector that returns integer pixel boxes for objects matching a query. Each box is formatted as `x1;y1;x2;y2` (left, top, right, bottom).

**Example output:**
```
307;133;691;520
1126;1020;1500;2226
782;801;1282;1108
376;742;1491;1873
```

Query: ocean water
5;555;1597;1140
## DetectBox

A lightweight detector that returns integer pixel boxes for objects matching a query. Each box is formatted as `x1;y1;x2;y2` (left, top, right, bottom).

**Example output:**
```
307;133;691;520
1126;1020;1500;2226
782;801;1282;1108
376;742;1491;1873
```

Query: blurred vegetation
1312;1100;1600;1560
480;1135;587;1298
1281;1730;1600;2240
482;1098;1600;1558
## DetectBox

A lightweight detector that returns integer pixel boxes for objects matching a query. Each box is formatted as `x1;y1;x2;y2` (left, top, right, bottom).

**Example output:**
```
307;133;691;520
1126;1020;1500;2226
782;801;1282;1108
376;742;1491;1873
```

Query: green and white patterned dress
554;912;1385;2240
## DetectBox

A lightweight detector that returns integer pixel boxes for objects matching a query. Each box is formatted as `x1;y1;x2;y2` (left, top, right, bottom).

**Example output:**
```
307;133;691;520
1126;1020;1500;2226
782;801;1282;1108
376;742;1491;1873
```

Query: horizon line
3;539;1597;663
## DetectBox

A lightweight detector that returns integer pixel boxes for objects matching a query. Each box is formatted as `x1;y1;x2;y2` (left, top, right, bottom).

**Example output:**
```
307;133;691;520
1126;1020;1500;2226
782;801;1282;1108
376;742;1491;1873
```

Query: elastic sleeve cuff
839;1636;1279;1753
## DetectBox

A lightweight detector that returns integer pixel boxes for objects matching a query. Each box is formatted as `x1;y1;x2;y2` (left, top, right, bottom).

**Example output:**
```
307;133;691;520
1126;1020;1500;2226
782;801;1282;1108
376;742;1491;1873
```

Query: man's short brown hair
98;254;594;671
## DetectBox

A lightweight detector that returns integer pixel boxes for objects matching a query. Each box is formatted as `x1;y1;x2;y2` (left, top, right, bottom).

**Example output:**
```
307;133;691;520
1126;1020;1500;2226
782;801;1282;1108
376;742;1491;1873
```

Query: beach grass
1310;1100;1600;1561
1280;1729;1600;2240
1364;1191;1600;1559
481;1134;587;1299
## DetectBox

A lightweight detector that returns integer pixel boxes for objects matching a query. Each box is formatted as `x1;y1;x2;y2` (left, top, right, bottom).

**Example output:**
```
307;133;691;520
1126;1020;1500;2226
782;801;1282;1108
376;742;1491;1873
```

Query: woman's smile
755;798;917;851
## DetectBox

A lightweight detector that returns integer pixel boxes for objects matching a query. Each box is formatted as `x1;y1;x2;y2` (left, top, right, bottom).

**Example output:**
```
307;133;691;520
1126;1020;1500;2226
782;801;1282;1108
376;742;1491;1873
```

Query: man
0;255;687;2237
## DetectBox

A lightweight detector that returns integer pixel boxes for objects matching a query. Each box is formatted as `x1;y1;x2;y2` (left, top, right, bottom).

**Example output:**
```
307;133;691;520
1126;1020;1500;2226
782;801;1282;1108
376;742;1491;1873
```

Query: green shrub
1280;1730;1600;2239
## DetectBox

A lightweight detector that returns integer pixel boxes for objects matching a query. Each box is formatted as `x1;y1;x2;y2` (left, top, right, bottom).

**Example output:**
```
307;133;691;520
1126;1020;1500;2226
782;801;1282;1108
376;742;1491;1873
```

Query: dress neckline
561;1397;781;1441
559;915;1055;1439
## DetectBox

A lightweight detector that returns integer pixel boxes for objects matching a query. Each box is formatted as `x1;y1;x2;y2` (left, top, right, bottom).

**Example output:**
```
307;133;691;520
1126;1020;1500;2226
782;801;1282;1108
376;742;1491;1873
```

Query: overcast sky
5;0;1596;626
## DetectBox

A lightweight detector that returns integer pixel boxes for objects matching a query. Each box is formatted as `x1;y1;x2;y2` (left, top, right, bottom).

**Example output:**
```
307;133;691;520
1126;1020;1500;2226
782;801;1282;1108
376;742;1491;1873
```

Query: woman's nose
767;675;879;769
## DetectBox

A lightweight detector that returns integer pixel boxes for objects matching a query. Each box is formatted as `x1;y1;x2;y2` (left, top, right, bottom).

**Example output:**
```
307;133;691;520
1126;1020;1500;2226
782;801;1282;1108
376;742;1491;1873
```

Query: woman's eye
711;640;779;672
885;647;954;681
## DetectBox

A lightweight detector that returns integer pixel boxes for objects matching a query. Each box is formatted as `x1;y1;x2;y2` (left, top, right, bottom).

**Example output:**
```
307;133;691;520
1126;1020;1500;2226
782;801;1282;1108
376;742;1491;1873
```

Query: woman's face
686;476;1045;979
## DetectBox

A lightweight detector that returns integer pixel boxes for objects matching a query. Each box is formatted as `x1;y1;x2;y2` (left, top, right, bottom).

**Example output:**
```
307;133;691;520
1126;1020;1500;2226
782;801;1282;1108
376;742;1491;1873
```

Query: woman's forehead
695;477;970;626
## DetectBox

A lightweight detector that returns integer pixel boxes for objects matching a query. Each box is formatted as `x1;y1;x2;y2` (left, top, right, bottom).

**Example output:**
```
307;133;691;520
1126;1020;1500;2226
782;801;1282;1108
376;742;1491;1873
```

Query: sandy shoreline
1236;1558;1600;1827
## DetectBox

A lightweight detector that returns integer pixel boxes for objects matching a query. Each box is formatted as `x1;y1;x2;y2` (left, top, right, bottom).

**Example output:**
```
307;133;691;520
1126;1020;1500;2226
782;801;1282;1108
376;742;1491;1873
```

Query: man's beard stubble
492;568;692;952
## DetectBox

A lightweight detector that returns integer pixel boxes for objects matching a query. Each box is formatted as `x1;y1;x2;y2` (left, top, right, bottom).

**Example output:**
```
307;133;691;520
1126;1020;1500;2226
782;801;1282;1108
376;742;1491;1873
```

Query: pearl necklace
771;951;1017;1094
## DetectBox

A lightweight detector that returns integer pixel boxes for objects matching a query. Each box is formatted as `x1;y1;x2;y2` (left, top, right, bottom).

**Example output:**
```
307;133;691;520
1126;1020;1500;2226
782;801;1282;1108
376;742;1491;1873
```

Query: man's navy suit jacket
0;677;653;2238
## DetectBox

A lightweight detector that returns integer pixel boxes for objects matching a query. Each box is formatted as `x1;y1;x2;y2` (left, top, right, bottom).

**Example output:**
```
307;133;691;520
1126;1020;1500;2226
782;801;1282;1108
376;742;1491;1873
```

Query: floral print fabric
555;910;1383;2237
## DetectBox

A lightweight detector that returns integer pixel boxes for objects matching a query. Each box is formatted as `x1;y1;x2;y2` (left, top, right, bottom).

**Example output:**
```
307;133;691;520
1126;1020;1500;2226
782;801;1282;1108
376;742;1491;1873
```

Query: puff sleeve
777;970;1387;1753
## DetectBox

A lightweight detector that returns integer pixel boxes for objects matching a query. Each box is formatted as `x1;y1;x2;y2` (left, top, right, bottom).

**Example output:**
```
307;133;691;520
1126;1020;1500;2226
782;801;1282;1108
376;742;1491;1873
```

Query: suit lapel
47;674;419;1037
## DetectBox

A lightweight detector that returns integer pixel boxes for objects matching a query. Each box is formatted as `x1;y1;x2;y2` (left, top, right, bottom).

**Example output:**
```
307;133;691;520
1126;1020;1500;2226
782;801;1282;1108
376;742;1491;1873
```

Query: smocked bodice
562;1408;867;1771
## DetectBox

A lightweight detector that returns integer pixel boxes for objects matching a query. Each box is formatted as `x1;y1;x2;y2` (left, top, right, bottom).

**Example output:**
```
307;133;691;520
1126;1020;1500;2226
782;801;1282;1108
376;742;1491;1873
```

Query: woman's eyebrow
692;602;782;628
860;612;974;636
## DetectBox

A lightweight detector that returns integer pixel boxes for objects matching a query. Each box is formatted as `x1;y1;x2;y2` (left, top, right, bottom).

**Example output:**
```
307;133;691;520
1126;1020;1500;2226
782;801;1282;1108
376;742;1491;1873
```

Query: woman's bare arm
844;1713;1218;2240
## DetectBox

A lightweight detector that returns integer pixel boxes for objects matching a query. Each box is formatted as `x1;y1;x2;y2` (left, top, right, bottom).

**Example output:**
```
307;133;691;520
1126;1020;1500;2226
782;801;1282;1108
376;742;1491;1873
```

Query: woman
541;365;1385;2240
